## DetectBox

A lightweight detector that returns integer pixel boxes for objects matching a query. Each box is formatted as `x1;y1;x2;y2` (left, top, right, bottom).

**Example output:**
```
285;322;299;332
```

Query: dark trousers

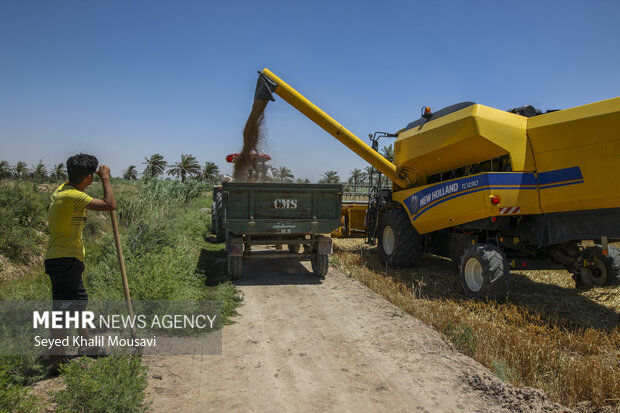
44;257;88;311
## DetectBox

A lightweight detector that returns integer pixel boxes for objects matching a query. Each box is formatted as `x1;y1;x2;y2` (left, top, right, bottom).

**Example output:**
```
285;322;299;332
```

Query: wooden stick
110;210;138;343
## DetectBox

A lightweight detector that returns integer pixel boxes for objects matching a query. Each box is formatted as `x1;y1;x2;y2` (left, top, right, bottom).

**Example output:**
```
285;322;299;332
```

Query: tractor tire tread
378;207;421;268
459;244;510;300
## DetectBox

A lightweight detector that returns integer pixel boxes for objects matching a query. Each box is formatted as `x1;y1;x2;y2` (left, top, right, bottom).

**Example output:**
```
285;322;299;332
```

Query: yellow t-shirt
45;182;93;261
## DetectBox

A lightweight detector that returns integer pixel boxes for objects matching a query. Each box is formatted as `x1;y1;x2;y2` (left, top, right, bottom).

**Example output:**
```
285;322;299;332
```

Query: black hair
67;154;98;183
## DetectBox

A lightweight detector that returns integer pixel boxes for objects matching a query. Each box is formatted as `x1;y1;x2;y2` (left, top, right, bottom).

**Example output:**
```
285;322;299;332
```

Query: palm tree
381;144;394;162
142;153;168;178
167;154;201;183
200;161;220;183
319;170;340;184
0;160;10;181
123;165;139;180
277;166;294;183
348;168;364;192
14;161;29;179
295;178;311;184
269;166;280;181
32;161;48;182
51;163;67;182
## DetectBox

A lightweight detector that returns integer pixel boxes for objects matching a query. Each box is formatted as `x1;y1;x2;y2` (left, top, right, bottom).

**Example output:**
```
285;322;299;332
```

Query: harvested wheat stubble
234;99;268;181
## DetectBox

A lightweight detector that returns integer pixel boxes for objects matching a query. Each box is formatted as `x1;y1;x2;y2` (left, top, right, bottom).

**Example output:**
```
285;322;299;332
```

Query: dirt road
144;258;568;413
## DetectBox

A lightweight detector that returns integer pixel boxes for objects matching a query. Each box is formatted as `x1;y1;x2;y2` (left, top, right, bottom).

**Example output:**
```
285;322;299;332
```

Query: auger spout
255;68;409;188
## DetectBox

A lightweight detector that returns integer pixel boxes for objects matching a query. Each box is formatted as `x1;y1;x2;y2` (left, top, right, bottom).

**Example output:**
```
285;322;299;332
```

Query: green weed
444;323;477;356
53;355;150;413
0;182;49;264
491;358;517;383
0;355;45;413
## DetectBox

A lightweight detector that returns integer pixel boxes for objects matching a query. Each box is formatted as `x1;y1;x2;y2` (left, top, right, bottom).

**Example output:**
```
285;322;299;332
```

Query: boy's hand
97;165;111;180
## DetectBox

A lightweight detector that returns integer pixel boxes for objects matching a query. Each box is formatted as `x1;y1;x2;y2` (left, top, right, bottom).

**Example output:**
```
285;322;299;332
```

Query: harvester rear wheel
580;245;620;287
214;191;225;242
378;207;421;267
228;255;242;280
311;254;329;277
459;244;510;300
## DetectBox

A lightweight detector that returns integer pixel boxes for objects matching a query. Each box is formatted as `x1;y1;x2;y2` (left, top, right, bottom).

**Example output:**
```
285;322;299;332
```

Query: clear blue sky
2;0;619;181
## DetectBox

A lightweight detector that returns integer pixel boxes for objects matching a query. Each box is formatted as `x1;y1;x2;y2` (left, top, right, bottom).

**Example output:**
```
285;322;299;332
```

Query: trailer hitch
254;72;278;101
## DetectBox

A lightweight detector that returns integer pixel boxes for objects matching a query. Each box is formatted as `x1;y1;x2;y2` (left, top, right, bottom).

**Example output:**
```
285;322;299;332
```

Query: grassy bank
0;179;240;412
332;239;620;411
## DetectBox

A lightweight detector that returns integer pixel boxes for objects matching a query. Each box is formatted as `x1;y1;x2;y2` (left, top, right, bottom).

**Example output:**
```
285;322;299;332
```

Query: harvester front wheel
214;191;225;242
459;244;510;300
580;245;620;287
378;207;421;267
228;255;242;280
311;254;329;277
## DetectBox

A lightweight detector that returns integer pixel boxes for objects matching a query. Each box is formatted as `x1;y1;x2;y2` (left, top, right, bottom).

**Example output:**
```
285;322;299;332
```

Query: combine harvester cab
254;68;620;299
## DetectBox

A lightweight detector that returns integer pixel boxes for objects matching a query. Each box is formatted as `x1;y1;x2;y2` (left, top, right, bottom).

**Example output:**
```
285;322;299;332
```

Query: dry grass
332;239;620;410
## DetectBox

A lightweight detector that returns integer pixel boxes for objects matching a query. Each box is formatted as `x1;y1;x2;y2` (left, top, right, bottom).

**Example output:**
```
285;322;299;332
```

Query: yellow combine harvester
254;68;620;299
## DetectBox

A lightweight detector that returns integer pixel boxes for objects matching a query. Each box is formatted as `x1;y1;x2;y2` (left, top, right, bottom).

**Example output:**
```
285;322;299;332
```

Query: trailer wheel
378;207;421;267
311;254;329;277
214;191;225;242
228;255;242;280
459;244;510;300
580;245;620;287
287;244;300;253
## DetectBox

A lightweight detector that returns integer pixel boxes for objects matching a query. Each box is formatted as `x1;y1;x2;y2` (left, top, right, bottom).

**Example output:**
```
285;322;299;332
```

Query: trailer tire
228;255;242;280
580;245;620;287
288;244;300;253
459;244;510;300
214;191;225;242
311;254;329;277
378;207;421;267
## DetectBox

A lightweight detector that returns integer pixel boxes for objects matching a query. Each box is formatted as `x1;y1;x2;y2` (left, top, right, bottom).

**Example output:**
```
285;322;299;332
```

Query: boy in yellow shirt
45;153;116;370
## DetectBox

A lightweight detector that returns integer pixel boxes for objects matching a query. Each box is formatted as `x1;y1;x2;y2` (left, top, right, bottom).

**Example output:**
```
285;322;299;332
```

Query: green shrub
0;376;41;413
0;272;51;300
0;183;49;263
82;178;214;301
86;244;206;301
0;355;48;385
0;356;44;413
491;357;517;383
444;323;478;356
53;355;150;413
205;281;242;324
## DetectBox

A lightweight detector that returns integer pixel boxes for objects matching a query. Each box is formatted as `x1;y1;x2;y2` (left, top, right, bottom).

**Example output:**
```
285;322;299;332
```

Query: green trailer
212;182;343;279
